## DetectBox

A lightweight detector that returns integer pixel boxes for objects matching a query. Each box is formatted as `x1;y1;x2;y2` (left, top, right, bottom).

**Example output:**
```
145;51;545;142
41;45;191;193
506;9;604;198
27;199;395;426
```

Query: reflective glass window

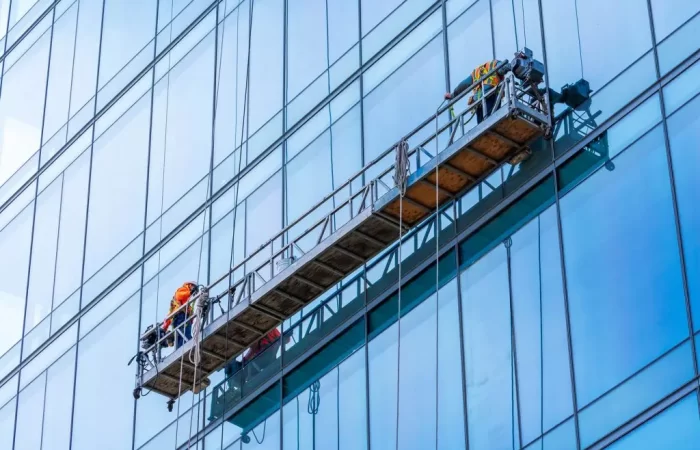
84;95;150;280
657;10;700;75
663;60;700;116
369;322;398;450
511;206;573;443
460;245;519;450
246;172;282;256
287;0;328;100
41;348;76;450
286;130;333;224
608;392;700;449
560;126;687;407
148;32;215;222
53;152;90;306
71;297;138;450
15;372;46;450
42;3;79;150
249;0;283;134
650;0;700;42
492;0;543;61
25;178;62;333
542;0;652;94
667;94;700;331
0;29;50;185
447;0;492;93
363;36;445;163
0;205;32;357
0;397;15;450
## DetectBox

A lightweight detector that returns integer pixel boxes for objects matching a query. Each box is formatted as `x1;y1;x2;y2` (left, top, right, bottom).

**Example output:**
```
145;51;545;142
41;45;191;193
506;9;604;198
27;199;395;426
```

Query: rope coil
393;140;410;197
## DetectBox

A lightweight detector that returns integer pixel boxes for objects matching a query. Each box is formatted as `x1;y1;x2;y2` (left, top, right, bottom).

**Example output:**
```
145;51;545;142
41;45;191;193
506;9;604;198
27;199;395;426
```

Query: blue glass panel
658;12;700;75
69;0;103;119
249;0;283;134
363;36;445;163
25;178;62;332
287;0;328;100
607;392;700;449
84;95;150;280
666;94;700;332
461;245;519;450
15;372;46;450
369;322;398;450
436;279;466;449
71;298;138;450
286;130;333;224
398;294;437;450
339;349;367;450
447;0;492;94
327;0;358;64
41;348;76;450
0;397;16;450
0;29;49;185
42;3;79;148
663;59;700;116
560;126;687;407
523;417;576;450
579;341;695;448
0;204;32;357
650;0;700;42
511;206;573;443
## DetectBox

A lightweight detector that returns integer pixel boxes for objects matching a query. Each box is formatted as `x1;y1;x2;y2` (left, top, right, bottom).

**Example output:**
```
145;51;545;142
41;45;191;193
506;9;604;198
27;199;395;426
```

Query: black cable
308;380;321;415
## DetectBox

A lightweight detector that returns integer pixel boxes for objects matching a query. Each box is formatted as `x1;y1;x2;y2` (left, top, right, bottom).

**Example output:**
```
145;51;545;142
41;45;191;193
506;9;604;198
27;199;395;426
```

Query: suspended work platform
133;56;552;403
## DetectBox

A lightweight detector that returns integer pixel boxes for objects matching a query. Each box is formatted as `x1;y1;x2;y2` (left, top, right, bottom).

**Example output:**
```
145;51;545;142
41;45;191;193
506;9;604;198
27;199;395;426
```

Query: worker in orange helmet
161;281;199;349
445;58;512;123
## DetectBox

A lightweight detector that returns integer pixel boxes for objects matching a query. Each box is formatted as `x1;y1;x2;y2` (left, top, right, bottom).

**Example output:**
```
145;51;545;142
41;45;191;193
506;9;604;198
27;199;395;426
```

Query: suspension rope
392;138;409;450
308;380;321;415
434;101;442;450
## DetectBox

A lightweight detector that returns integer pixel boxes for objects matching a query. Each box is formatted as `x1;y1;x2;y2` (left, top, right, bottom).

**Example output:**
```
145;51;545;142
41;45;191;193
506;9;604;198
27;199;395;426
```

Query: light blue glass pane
666;95;700;332
437;279;466;450
331;104;362;189
0;205;32;357
0;29;49;186
25;178;62;331
579;341;695;448
0;397;16;450
246;173;282;254
524;417;576;450
287;0;328;100
20;323;77;390
84;95;150;279
650;0;700;42
41;348;76;450
339;349;367;450
664;59;700;116
362;0;434;63
15;371;46;450
0;0;9;40
53;152;90;305
398;295;437;450
447;0;492;93
658;12;700;75
363;37;445;163
69;0;103;119
369;322;398;450
511;207;573;444
327;0;358;64
608;392;700;450
71;298;138;450
249;0;283;134
286;130;333;223
561;127;687;407
246;410;280;450
461;245;518;450
0;373;17;407
42;3;79;146
605;94;662;160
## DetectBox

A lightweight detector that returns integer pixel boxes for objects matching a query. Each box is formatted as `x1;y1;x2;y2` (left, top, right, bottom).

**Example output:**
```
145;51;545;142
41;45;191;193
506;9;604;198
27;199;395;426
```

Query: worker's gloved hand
444;92;453;100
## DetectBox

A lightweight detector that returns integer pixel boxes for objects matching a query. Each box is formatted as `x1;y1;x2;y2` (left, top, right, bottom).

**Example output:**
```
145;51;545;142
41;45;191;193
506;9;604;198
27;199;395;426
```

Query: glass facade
0;0;699;449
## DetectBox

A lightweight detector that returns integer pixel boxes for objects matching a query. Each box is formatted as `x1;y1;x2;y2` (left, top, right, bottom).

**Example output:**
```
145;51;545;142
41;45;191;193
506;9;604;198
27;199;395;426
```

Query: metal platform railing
133;57;552;401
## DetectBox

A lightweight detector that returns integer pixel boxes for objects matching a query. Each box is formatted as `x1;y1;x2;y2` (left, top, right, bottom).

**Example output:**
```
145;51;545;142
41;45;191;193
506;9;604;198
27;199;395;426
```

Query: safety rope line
392;138;409;450
434;101;441;450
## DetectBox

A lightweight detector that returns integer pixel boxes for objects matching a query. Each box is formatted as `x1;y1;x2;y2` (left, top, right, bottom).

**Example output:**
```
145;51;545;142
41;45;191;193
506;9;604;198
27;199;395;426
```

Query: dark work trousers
476;93;499;124
172;312;192;349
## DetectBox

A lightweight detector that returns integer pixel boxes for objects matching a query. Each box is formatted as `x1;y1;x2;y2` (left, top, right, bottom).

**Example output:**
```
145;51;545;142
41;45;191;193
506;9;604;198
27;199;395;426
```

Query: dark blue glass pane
667;94;700;332
560;126;687;407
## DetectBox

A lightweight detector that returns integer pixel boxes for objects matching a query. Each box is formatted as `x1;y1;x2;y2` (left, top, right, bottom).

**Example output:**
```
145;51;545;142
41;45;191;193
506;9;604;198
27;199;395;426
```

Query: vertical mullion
68;0;107;448
644;0;700;416
552;169;582;450
454;245;470;450
131;0;161;447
